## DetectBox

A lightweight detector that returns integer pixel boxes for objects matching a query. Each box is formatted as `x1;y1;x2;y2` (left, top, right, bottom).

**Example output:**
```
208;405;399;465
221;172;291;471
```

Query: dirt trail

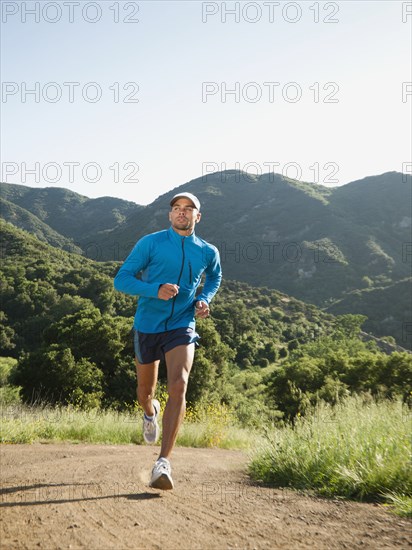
0;444;410;549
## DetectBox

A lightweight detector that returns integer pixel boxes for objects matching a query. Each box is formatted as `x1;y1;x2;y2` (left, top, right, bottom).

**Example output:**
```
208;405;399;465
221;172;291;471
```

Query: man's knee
137;384;154;404
168;376;188;399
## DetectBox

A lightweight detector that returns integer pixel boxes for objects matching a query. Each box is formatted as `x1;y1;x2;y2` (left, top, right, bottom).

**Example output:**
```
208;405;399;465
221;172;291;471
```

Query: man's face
169;198;201;233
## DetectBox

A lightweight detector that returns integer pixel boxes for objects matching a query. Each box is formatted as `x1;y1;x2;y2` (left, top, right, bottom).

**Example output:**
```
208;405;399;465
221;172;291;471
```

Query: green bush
0;385;21;405
265;331;412;419
0;357;17;386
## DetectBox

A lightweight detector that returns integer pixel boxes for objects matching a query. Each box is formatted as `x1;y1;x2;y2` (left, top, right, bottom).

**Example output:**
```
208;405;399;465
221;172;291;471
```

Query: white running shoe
149;457;174;490
143;399;160;444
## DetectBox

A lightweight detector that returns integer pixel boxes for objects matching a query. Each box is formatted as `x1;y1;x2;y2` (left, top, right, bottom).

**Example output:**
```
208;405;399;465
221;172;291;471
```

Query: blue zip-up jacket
113;227;222;333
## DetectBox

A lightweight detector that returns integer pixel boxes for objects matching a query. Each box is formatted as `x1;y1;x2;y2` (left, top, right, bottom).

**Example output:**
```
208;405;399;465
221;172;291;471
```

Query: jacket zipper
165;237;185;330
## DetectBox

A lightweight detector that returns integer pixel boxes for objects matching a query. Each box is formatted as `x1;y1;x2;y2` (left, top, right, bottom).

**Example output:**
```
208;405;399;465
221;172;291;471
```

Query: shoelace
155;459;170;474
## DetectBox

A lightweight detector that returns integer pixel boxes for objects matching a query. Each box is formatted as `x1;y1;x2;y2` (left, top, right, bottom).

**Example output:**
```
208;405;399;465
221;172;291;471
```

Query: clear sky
1;0;411;204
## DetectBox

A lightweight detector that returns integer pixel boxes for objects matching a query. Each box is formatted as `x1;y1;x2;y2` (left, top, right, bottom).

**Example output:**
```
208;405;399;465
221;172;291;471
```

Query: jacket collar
168;226;196;243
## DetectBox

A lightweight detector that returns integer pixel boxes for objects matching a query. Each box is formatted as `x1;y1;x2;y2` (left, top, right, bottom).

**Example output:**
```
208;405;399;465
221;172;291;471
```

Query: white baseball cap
170;192;201;210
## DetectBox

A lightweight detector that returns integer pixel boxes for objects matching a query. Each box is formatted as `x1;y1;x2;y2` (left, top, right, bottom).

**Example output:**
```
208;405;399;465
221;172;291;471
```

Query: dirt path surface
0;444;410;549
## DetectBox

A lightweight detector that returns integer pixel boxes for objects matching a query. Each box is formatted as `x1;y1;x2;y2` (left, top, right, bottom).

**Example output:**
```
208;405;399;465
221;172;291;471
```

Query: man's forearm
197;272;222;304
114;270;161;298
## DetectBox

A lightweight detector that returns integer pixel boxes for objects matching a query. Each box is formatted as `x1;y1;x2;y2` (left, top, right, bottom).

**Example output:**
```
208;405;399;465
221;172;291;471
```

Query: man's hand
195;300;210;318
158;283;179;300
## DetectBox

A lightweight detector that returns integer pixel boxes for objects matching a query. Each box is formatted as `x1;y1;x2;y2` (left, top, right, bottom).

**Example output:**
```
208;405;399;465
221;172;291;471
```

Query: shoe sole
150;473;174;491
143;429;159;445
143;400;161;444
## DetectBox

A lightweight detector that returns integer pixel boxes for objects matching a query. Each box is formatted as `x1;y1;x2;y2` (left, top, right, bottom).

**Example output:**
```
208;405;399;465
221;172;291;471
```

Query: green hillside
0;198;82;254
0;182;142;247
327;278;412;346
93;171;411;347
1;171;410;347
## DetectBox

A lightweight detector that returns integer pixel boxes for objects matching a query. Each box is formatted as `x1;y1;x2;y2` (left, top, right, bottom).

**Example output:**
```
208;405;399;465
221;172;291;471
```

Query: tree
333;314;367;338
265;332;392;420
13;307;135;408
0;311;15;353
13;346;103;406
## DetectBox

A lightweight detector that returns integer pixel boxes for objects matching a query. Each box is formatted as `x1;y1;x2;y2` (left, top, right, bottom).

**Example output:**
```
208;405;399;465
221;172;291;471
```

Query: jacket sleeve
197;246;222;305
113;236;162;298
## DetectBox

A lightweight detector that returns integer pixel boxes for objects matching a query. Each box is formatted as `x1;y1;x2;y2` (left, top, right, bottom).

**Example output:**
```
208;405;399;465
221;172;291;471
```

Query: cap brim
170;194;200;210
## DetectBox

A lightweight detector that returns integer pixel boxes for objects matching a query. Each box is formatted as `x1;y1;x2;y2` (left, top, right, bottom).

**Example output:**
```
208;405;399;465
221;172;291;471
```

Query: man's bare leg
160;343;195;459
135;358;160;417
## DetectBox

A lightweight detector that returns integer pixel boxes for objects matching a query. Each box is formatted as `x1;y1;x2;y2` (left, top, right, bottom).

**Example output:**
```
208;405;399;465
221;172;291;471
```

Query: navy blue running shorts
133;327;200;364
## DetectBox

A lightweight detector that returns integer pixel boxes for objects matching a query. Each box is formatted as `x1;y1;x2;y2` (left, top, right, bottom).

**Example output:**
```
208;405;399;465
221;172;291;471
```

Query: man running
114;192;222;490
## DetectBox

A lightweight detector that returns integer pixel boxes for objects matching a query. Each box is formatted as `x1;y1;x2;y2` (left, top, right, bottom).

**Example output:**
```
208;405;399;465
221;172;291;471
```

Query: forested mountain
1;171;411;347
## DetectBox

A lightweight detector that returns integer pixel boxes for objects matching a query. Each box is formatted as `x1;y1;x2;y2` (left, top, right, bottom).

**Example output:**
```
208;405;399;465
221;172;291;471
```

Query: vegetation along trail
1;444;410;549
